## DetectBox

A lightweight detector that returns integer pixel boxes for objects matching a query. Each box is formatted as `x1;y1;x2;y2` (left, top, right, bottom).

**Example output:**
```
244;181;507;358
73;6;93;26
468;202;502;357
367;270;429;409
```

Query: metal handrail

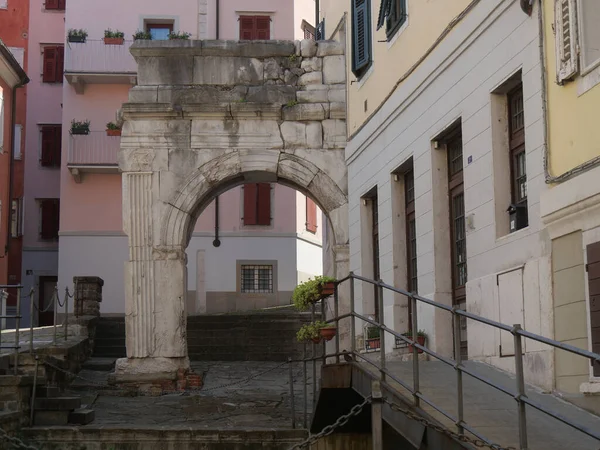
289;273;600;449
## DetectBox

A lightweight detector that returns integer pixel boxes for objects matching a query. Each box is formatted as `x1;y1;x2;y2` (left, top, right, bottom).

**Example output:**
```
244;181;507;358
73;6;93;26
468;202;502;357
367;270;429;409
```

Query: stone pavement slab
376;359;600;450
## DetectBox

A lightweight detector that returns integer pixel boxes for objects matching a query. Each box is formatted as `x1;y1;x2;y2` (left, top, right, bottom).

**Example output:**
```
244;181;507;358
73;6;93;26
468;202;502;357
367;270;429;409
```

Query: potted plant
133;30;152;41
71;119;90;135
406;329;427;354
297;321;337;344
104;29;125;45
68;29;88;43
292;276;337;311
168;31;191;40
106;122;121;137
365;326;381;350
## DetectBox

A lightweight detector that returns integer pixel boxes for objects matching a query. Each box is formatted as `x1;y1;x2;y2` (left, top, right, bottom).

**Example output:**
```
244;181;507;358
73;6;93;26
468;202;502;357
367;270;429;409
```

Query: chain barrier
383;398;517;450
287;396;371;449
32;290;56;314
0;427;39;450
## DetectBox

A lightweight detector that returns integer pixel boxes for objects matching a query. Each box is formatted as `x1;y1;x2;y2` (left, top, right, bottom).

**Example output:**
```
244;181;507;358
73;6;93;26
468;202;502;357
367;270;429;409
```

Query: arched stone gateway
115;40;349;381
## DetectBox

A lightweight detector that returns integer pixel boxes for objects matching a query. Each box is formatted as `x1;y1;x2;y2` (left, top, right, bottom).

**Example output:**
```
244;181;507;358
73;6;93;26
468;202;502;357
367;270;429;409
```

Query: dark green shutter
352;0;371;74
377;0;393;30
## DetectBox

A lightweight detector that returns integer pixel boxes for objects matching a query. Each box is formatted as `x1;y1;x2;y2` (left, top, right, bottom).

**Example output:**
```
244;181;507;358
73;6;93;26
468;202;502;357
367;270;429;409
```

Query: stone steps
31;387;95;426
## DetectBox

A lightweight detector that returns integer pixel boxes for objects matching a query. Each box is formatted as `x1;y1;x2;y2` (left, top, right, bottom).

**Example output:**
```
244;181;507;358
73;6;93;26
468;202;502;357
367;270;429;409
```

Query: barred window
241;265;273;293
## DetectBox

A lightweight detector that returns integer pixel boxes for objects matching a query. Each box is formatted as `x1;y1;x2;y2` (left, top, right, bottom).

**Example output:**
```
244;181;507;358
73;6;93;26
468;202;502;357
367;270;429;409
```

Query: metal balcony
67;132;120;182
64;39;137;93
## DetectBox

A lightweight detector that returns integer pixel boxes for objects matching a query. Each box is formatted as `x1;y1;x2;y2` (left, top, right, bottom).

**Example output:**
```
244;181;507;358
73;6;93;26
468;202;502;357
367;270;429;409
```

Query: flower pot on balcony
71;129;89;135
318;281;335;299
408;336;426;354
365;337;381;351
106;129;121;137
319;326;337;342
104;37;124;45
68;35;86;43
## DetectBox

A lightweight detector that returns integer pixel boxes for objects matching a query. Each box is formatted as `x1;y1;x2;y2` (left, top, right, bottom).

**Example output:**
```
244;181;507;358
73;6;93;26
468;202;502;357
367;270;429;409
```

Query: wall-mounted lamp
362;198;368;206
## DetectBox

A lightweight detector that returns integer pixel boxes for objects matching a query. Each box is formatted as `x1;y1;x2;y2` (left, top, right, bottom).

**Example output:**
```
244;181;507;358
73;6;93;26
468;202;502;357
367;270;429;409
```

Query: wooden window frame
386;0;407;39
45;0;65;10
352;0;372;78
145;22;174;40
306;197;318;234
243;183;271;226
239;15;271;40
39;199;60;241
42;46;64;84
508;84;528;230
40;125;61;168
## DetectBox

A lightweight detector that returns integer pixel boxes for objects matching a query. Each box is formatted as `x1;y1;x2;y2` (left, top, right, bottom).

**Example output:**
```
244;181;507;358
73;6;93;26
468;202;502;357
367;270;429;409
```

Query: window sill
580;381;600;394
354;64;374;90
495;225;530;244
577;64;600;96
386;18;408;50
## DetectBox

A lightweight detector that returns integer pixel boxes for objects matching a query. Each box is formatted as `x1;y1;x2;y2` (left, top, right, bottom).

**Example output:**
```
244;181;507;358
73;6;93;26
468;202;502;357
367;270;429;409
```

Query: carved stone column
114;172;189;382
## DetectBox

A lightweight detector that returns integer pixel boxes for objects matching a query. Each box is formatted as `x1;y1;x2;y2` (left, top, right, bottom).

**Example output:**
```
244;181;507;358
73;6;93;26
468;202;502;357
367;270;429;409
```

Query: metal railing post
452;307;464;435
350;273;356;357
371;380;383;450
410;294;420;407
29;288;35;354
303;342;307;428
30;356;39;426
64;288;69;340
334;282;340;363
513;324;528;450
311;303;316;407
14;288;21;374
321;297;326;367
288;357;295;429
378;280;386;382
53;288;58;346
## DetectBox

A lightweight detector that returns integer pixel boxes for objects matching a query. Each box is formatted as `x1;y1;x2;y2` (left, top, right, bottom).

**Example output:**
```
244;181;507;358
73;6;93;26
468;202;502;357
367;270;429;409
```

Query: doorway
38;276;57;327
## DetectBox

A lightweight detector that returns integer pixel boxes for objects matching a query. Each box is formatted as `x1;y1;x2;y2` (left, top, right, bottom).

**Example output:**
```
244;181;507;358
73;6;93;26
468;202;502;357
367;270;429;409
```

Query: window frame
240;264;274;294
507;83;529;230
242;183;272;227
45;0;65;11
577;0;600;75
145;22;174;41
40;125;62;168
238;15;272;40
42;45;64;84
351;0;373;78
385;0;407;40
39;198;60;241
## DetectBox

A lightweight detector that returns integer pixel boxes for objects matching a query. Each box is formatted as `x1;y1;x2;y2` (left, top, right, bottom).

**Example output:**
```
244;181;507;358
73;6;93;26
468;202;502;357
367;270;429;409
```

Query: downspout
216;0;220;39
3;79;29;257
213;195;221;247
315;0;320;39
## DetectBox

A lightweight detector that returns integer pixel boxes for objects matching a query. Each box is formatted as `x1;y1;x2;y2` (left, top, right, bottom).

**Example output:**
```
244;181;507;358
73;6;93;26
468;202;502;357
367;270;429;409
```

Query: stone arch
161;150;348;252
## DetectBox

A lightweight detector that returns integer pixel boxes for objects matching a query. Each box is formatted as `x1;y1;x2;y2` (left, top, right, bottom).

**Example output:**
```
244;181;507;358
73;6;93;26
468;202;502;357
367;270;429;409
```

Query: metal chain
0;427;39;450
383;398;517;450
287;396;371;449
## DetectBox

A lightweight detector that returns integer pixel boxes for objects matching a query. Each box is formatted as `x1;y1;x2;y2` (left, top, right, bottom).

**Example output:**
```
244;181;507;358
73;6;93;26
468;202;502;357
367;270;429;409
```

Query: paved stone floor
367;359;600;450
67;360;319;430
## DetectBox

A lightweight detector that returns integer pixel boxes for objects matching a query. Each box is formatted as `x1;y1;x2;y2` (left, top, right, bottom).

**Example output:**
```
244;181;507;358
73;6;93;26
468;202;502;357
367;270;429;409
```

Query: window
40;125;61;168
554;0;578;82
39;199;59;240
42;46;64;83
239;16;271;40
578;0;600;73
405;170;417;294
352;0;372;77
241;265;273;293
145;22;173;41
45;0;65;10
13;124;22;160
10;198;23;238
306;197;318;233
377;0;406;39
586;241;600;377
243;183;271;226
508;84;528;231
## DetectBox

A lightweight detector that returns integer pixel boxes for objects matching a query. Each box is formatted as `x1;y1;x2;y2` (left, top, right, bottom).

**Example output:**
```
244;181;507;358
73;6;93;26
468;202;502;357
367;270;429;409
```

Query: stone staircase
187;311;320;361
32;385;94;426
93;311;321;361
93;317;126;358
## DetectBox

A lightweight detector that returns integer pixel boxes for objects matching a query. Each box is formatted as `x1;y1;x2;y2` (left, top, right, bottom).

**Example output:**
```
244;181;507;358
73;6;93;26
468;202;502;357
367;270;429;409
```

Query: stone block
158;85;248;104
263;58;283;80
317;40;345;56
128;86;158;103
36;386;60;398
323;119;346;148
34;397;81;411
301;57;322;73
201;40;296;58
283;103;328;121
34;410;69;426
191;119;283;149
69;408;95;425
297;89;328;103
323;55;346;84
137;56;194;86
329;102;346;119
299;71;322;86
281;121;307;148
246;85;296;104
328;87;346;103
300;39;317;57
193;57;263;85
283;69;299;85
307;122;323;148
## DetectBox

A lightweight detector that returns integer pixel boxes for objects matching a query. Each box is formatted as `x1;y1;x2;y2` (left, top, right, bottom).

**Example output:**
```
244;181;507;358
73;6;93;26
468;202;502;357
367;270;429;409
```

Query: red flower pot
408;336;426;354
318;281;335;299
106;129;121;136
319;327;337;341
104;37;124;45
365;338;380;350
311;337;322;344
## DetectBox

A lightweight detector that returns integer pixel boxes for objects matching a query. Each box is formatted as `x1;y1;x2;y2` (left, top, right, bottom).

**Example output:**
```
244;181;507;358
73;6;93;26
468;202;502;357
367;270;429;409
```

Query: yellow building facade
540;0;600;398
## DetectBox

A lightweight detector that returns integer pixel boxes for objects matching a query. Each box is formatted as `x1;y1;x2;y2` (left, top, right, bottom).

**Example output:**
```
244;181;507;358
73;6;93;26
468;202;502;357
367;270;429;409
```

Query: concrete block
299;71;322;86
69;408;95;425
323;55;346;84
317;40;345;56
283;103;328;121
300;39;317;57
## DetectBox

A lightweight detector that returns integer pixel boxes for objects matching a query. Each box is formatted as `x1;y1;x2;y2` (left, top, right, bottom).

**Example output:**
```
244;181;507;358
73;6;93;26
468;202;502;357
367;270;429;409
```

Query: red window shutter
41;126;55;166
586;242;600;377
243;183;258;225
257;183;271;225
42;47;57;83
58;0;66;9
255;16;271;40
40;200;53;239
53;126;62;166
45;0;59;9
52;200;60;238
240;16;255;40
306;197;317;233
56;46;64;83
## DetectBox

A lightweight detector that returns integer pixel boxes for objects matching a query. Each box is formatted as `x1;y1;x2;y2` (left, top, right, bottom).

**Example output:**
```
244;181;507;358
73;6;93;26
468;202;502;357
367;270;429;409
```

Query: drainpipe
315;0;320;39
3;79;29;257
216;0;220;39
213;195;221;247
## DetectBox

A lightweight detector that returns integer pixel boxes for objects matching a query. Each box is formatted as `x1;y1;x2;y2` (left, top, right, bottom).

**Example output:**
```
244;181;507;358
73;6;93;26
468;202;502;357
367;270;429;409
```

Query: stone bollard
73;276;104;318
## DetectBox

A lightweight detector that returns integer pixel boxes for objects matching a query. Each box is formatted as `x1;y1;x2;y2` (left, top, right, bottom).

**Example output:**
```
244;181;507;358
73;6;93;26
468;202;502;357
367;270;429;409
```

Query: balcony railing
68;132;119;180
65;39;137;74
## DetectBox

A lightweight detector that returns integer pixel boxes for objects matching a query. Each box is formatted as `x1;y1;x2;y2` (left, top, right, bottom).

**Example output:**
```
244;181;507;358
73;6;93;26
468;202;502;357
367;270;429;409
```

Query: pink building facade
58;0;322;315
